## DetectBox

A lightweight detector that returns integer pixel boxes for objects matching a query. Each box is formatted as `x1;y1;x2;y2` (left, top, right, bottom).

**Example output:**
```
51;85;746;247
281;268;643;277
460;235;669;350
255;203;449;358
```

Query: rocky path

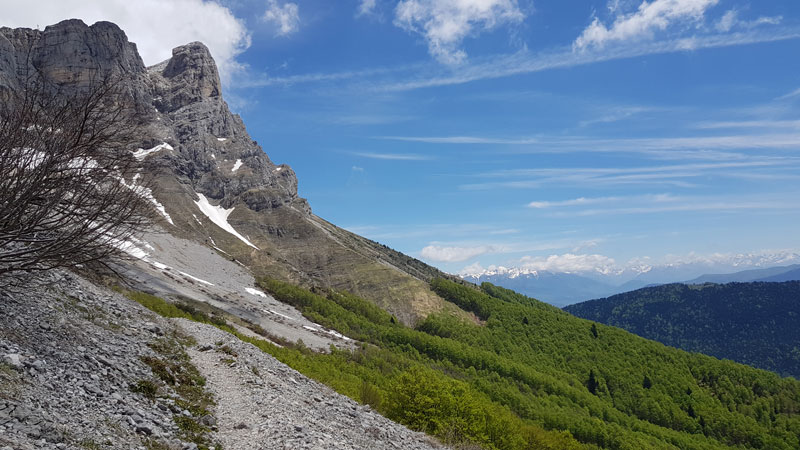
177;319;443;450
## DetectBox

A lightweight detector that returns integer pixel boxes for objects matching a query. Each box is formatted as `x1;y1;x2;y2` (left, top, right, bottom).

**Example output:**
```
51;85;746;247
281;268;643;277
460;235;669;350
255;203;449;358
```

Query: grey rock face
0;19;308;217
0;19;152;113
146;41;306;213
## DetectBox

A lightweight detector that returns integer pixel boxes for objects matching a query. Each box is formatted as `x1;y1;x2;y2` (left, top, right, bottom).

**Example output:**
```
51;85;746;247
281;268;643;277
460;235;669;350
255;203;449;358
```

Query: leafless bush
0;74;156;286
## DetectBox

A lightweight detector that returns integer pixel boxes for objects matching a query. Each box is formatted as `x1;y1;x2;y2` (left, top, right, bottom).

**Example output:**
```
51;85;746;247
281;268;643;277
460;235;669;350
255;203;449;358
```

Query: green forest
128;279;800;449
565;281;800;379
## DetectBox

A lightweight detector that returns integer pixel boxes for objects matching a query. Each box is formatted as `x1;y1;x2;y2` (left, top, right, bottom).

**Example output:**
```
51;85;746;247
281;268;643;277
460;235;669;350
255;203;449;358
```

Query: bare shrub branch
0;72;157;286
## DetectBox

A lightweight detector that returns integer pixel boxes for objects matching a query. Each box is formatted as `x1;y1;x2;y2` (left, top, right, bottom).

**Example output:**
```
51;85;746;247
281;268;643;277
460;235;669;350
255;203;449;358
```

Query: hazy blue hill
565;281;800;378
755;267;800;283
685;264;800;284
463;271;617;307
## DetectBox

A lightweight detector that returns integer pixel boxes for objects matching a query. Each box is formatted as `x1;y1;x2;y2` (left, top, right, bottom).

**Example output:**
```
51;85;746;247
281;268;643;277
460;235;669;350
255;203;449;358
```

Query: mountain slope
756;267;800;282
0;19;464;326
6;19;800;450
565;281;800;378
249;277;800;449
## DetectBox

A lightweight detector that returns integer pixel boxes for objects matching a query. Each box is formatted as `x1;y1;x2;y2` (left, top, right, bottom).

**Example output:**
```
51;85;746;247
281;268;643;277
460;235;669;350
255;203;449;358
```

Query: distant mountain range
462;262;800;307
564;281;800;378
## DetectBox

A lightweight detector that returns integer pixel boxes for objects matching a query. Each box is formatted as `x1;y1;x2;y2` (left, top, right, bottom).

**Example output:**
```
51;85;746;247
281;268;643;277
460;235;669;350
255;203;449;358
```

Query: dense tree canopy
565;281;800;378
250;278;800;449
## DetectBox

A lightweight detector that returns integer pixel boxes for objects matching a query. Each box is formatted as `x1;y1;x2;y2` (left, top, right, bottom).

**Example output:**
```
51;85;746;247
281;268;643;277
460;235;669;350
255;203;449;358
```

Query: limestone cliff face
0;19;305;214
146;41;306;213
0;19;464;325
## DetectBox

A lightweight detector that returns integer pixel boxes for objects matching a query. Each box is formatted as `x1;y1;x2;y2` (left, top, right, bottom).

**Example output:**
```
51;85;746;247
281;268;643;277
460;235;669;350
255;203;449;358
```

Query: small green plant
360;380;382;410
220;357;235;365
130;379;158;401
217;345;238;357
78;438;102;449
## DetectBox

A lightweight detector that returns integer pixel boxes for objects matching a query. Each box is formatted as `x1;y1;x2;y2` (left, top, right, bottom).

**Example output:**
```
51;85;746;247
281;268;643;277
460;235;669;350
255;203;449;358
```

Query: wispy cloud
240;65;402;88
352;152;432;160
715;9;782;33
463;160;797;190
239;21;800;92
560;200;798;217
535;194;800;218
382;132;800;155
776;87;800;101
578;106;654;127
695;119;800;129
528;193;675;209
375;27;800;92
378;135;538;144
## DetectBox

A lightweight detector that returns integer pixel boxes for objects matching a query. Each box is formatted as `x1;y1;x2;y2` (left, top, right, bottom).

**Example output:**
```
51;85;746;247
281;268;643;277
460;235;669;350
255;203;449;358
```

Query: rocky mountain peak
0;19;144;86
155;41;221;112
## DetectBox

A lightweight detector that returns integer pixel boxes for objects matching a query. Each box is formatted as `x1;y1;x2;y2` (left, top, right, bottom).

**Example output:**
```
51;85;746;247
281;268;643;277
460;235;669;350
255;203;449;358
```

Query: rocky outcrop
0;20;151;112
146;39;306;213
0;19;305;215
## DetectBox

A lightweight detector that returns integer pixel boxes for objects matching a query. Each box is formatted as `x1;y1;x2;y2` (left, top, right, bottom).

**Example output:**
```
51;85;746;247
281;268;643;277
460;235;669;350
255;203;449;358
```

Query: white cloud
0;0;251;84
358;0;378;17
263;0;300;36
518;253;619;274
421;244;503;262
715;9;737;32
393;0;525;64
574;0;719;49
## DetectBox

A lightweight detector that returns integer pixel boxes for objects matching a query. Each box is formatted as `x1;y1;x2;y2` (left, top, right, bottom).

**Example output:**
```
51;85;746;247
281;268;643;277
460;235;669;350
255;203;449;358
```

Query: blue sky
8;0;800;276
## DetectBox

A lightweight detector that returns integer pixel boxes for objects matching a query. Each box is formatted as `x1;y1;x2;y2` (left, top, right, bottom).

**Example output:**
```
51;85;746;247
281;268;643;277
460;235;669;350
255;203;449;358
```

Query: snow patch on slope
245;287;268;298
232;159;243;172
194;194;259;249
179;271;215;286
120;176;173;225
132;143;173;160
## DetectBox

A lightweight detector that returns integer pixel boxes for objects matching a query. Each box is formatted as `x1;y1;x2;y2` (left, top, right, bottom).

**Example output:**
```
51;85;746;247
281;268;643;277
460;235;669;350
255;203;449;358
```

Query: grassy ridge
125;280;800;449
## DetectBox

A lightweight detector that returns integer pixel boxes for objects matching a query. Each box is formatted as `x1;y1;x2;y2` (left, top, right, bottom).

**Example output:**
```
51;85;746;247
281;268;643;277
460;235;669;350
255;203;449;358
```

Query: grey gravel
177;319;444;450
0;271;202;449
